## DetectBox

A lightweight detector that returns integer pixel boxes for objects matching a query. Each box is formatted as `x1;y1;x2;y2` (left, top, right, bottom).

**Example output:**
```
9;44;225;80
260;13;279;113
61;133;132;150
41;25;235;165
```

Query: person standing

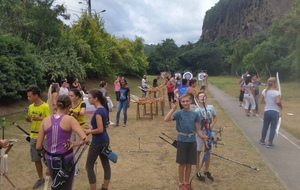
47;83;60;114
85;89;111;190
243;75;256;116
194;92;217;182
153;76;160;98
164;94;207;190
259;77;282;148
25;85;50;189
175;76;182;89
68;88;86;176
165;76;175;109
141;75;148;98
200;74;208;93
252;75;266;113
174;79;189;109
115;79;130;127
59;78;69;96
36;95;88;190
99;81;110;125
114;76;121;107
186;79;198;111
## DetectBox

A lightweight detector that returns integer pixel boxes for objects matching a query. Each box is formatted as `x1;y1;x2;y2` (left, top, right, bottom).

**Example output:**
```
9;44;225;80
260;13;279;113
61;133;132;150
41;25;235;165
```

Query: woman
165;76;175;109
259;77;282;148
99;81;110;125
115;79;130;127
85;89;111;190
47;83;60;114
243;75;256;116
114;76;121;106
68;88;86;176
36;95;88;190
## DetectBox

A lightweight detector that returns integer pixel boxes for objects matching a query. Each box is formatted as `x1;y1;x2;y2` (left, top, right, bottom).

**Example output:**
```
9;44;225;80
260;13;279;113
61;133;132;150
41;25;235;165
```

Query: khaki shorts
30;138;47;162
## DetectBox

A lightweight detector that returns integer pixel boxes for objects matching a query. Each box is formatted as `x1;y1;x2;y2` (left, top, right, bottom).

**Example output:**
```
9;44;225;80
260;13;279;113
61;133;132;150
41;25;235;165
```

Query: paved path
208;84;300;190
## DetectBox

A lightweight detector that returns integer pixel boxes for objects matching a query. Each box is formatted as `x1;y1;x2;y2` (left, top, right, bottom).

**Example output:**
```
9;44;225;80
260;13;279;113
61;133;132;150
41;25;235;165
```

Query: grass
0;76;286;190
208;75;300;140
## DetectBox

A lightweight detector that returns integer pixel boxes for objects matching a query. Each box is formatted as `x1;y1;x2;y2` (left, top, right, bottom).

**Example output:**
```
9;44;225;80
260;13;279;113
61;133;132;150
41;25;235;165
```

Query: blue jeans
261;110;279;144
116;100;128;124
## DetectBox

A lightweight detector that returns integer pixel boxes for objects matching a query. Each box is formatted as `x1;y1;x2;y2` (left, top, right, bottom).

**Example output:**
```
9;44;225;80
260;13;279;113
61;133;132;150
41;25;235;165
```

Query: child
194;92;217;182
164;94;207;190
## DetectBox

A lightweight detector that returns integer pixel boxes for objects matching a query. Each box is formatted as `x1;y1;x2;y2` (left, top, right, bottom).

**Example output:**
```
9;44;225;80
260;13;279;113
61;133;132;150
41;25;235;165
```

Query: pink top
114;80;120;92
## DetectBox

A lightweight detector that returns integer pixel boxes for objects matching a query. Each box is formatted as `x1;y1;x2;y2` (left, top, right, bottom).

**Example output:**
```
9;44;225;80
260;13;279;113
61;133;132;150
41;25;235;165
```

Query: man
26;85;50;189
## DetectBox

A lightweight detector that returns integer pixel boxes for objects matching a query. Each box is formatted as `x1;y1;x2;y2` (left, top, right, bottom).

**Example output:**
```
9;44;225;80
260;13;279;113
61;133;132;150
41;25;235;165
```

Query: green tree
0;34;43;102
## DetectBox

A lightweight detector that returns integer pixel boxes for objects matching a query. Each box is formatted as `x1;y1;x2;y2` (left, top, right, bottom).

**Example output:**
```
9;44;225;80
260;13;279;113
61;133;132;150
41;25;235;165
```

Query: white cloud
54;0;219;45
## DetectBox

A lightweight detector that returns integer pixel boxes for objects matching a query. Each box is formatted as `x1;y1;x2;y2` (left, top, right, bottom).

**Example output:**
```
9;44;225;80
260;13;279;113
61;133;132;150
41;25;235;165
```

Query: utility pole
87;0;92;16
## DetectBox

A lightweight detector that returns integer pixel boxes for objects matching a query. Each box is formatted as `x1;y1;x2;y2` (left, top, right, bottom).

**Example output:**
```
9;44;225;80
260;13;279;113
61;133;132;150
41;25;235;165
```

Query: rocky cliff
202;0;293;41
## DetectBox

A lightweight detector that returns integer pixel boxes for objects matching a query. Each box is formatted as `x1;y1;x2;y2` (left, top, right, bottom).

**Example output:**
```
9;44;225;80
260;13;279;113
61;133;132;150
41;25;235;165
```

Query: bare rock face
202;0;293;41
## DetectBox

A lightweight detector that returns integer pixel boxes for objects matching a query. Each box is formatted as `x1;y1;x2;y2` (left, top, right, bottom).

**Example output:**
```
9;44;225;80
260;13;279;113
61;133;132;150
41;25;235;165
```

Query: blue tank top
45;115;74;159
178;85;189;96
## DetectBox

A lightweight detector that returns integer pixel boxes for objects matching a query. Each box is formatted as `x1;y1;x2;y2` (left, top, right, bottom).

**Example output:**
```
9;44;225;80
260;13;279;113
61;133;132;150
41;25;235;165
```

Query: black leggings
168;92;175;102
86;142;111;184
239;90;245;102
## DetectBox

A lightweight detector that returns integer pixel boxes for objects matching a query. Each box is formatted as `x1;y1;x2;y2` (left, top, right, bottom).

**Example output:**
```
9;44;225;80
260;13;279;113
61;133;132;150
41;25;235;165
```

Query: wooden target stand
0;142;17;189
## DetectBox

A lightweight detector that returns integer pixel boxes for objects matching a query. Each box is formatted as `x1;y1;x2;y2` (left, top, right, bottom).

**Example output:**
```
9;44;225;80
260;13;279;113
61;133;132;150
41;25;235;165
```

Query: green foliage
0;34;44;102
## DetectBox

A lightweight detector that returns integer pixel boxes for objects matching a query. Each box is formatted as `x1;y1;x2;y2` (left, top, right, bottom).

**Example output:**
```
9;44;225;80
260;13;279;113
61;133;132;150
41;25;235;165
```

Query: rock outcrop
202;0;293;41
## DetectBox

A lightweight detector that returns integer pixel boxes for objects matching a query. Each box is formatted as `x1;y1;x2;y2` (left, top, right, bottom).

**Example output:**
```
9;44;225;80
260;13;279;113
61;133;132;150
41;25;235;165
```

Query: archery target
183;72;193;80
198;72;207;81
175;73;181;79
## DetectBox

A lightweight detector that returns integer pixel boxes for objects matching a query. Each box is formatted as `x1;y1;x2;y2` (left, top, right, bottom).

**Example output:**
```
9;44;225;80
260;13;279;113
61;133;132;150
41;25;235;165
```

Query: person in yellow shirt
68;88;86;176
26;85;50;189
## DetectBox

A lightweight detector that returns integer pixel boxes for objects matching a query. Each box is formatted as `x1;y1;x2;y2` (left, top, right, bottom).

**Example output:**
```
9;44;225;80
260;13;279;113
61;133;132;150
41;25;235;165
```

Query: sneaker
258;140;265;145
178;183;187;190
114;123;119;127
267;143;275;149
98;184;108;190
32;178;45;189
75;169;79;176
185;183;193;190
123;124;126;127
196;172;205;181
204;171;214;181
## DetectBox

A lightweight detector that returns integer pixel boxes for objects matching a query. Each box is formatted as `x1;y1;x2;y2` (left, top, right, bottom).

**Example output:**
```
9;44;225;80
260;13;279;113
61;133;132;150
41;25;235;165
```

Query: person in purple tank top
36;95;88;190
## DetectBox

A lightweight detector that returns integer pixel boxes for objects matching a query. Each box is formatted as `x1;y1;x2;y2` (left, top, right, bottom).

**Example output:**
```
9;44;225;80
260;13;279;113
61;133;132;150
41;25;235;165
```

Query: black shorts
176;141;197;165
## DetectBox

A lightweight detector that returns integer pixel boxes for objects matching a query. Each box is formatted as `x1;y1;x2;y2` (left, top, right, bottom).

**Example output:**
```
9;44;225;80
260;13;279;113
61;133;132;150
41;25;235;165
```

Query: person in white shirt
59;78;69;96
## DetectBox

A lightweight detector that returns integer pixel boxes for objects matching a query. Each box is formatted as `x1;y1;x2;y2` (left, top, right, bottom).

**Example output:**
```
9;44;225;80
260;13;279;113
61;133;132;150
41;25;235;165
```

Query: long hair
89;89;107;106
265;77;277;95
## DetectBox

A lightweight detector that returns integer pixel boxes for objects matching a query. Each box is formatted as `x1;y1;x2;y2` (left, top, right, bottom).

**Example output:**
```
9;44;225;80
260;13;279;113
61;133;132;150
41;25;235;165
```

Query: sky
54;0;219;46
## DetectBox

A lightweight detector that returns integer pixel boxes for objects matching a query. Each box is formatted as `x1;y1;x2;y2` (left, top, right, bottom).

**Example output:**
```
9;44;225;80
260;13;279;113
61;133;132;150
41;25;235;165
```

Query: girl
85;89;111;190
68;88;86;176
259;77;282;148
115;79;130;127
47;83;60;114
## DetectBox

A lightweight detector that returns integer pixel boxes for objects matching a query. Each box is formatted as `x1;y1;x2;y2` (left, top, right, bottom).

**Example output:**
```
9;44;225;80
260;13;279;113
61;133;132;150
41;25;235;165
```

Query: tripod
0;117;17;189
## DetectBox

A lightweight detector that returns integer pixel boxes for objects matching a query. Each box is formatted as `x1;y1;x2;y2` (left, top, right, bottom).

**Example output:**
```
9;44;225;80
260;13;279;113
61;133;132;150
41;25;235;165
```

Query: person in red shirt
165;77;175;109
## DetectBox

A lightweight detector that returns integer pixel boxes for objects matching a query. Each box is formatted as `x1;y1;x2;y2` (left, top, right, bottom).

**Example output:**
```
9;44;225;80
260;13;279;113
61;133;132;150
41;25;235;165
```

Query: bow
275;72;282;136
